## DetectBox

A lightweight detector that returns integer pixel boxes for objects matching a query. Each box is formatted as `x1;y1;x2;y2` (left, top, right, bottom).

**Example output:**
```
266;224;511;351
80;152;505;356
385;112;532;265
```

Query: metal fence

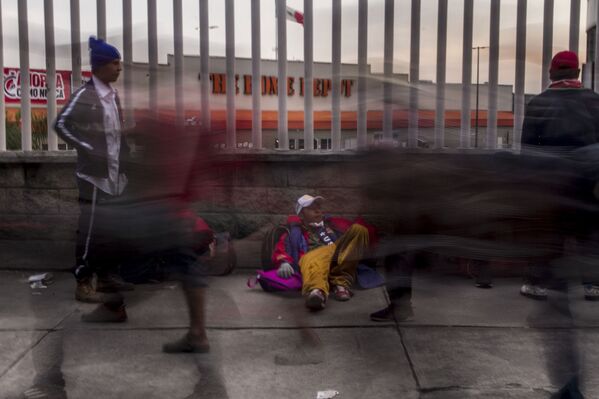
0;0;592;152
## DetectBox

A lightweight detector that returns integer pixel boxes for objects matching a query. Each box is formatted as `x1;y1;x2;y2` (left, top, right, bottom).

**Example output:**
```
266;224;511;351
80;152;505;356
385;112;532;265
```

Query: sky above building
1;0;588;94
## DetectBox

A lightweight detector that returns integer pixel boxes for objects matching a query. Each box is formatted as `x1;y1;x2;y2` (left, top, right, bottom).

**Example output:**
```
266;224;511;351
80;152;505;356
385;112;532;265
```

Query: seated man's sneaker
305;289;326;311
370;303;414;322
583;284;599;301
75;278;111;303
96;274;135;293
332;285;352;301
520;284;548;300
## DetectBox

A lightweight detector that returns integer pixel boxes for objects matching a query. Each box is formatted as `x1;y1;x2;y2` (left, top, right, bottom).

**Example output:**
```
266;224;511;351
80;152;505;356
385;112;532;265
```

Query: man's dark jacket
522;87;599;149
54;79;130;178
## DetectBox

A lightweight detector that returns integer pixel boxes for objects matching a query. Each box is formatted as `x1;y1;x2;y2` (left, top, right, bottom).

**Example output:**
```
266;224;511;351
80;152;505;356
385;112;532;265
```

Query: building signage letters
3;68;92;105
4;68;71;105
207;73;354;97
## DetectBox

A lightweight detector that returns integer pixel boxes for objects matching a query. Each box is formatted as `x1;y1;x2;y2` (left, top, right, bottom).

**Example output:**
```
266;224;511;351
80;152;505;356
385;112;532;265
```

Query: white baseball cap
296;194;324;215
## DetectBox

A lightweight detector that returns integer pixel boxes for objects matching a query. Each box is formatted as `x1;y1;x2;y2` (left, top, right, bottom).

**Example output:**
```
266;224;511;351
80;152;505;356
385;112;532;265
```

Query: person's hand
276;262;294;279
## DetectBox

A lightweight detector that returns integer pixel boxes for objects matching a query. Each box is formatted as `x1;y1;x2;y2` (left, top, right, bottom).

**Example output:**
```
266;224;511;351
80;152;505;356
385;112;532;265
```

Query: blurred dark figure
519;50;599;302
54;36;134;305
369;252;416;322
520;50;599;398
75;115;218;353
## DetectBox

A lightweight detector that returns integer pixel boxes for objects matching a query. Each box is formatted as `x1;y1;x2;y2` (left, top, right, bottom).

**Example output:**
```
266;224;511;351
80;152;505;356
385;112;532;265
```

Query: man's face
94;59;122;84
301;202;324;224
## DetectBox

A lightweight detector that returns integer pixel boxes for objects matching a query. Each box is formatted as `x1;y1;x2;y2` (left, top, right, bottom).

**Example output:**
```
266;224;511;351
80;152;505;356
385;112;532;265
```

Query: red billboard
3;68;91;105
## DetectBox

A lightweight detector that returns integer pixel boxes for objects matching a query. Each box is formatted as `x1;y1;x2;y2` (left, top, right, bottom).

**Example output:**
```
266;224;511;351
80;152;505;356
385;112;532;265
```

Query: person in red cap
520;50;599;301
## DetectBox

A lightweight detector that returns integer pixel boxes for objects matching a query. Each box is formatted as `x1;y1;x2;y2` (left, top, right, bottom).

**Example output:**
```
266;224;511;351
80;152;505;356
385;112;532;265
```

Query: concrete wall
0;150;539;278
0;151;389;271
0;153;79;270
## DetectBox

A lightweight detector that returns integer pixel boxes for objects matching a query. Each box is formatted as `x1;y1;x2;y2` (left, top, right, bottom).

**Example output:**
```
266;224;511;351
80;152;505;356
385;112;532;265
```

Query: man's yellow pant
299;224;370;296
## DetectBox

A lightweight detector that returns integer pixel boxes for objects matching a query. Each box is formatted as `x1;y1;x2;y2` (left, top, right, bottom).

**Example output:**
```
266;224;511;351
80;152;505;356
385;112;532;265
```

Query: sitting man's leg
329;224;370;301
300;245;336;310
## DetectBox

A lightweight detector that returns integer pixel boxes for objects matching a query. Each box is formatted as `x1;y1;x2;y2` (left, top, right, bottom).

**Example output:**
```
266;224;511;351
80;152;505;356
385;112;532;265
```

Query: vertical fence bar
435;0;448;149
460;0;473;148
251;0;261;148
0;0;4;151
174;0;184;126
148;0;158;114
122;0;133;129
45;0;58;150
514;0;527;151
304;0;314;152
357;0;368;149
18;0;31;151
97;0;106;39
569;0;580;52
408;0;420;149
331;0;341;151
487;0;500;150
200;0;210;134
383;0;394;143
70;0;81;91
595;0;599;92
276;0;287;150
542;0;554;89
226;0;236;148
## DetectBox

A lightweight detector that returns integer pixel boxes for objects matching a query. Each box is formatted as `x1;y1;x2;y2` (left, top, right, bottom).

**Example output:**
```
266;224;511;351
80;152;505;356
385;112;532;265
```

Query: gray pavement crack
0;309;76;380
420;385;463;394
396;326;423;393
4;323;599;333
419;385;556;396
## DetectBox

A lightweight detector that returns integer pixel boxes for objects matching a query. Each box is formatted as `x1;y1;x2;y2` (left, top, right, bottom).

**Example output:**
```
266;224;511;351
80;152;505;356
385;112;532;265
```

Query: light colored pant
299;224;369;296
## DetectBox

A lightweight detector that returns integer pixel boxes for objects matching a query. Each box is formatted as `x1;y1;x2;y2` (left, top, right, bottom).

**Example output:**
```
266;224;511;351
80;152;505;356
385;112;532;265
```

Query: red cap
550;51;579;72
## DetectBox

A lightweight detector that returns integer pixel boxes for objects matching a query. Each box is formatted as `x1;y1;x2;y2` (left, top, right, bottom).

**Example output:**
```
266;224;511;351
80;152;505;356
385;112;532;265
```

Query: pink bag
247;269;302;292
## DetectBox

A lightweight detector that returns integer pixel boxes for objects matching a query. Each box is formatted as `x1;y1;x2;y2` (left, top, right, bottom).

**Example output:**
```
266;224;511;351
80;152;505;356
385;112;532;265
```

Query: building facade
4;55;515;150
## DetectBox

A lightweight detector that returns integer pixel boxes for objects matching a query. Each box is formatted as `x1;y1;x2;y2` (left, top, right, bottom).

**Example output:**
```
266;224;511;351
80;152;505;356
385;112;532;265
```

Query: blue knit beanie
89;36;121;70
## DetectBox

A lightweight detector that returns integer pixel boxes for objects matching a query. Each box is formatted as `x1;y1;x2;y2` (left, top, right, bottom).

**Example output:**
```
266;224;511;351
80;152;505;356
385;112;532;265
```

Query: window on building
298;139;305;150
320;138;331;150
289;139;296;150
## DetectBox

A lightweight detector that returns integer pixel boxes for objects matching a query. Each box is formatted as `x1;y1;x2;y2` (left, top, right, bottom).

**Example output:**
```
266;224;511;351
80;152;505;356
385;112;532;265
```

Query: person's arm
272;231;294;267
272;231;296;278
54;87;94;152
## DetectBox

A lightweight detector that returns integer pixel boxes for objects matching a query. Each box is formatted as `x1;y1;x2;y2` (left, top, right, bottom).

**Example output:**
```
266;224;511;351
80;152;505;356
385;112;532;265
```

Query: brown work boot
96;274;135;293
75;278;111;303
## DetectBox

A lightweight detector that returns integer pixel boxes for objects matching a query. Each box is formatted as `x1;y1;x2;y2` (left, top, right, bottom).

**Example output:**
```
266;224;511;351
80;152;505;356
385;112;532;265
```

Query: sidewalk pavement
1;270;599;399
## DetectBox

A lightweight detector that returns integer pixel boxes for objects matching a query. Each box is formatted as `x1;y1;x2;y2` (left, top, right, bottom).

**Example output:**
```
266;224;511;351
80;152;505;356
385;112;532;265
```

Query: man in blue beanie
55;36;133;310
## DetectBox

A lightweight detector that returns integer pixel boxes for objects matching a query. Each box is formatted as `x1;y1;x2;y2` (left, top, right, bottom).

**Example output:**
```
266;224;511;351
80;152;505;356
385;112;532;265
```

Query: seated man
273;194;370;310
